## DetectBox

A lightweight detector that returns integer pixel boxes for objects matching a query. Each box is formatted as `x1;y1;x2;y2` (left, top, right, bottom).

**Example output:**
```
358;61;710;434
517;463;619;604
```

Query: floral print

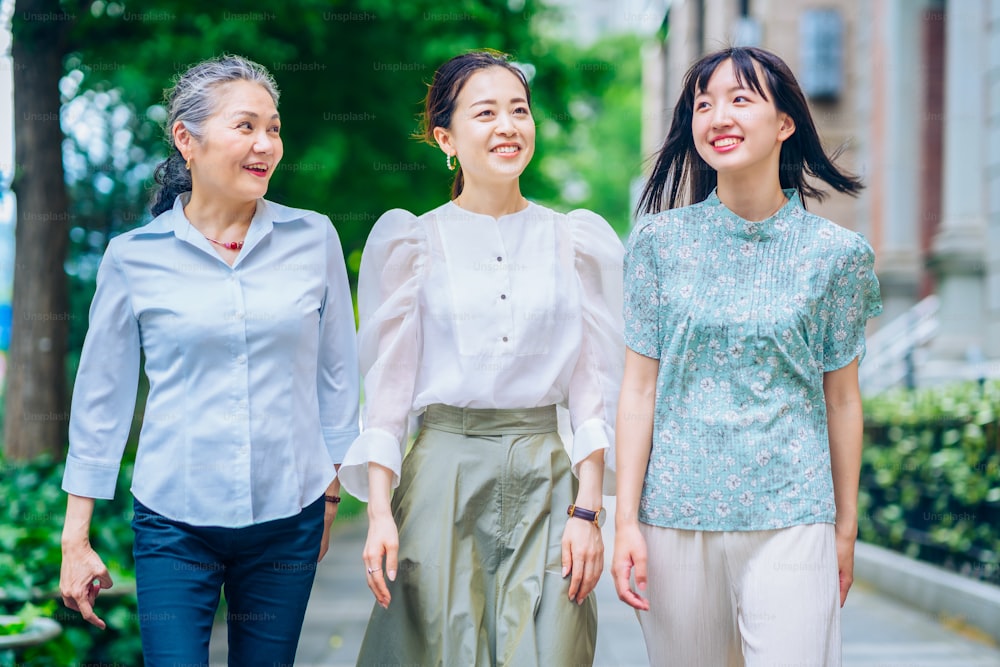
624;189;882;531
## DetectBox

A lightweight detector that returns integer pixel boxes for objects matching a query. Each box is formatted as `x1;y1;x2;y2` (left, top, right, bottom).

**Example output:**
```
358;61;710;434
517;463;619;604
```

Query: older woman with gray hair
58;55;359;665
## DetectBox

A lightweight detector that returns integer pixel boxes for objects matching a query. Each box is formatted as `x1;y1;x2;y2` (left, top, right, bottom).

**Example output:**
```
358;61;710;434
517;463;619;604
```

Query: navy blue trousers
131;496;324;667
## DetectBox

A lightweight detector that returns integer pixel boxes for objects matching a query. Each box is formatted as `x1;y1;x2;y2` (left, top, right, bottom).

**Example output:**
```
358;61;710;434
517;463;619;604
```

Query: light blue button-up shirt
62;194;360;527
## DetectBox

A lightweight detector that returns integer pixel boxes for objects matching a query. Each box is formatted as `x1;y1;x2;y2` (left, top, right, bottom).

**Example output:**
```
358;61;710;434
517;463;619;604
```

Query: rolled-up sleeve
63;243;140;499
318;221;361;464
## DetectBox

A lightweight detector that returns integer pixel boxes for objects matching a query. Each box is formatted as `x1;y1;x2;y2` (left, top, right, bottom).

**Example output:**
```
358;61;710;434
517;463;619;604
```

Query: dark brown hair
635;46;863;216
419;49;531;199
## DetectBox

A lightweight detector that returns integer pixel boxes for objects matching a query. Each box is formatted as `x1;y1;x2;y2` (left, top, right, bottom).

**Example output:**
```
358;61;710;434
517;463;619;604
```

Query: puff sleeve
565;209;625;496
820;235;883;372
338;209;425;500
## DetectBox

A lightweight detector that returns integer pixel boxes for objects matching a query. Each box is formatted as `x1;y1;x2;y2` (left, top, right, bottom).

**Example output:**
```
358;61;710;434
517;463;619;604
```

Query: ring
367;566;381;574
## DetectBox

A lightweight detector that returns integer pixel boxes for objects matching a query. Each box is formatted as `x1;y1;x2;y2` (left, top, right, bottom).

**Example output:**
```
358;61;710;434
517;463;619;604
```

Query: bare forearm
824;360;864;536
615;390;654;526
574;450;605;509
367;463;395;518
615;350;659;527
62;494;96;546
828;399;863;533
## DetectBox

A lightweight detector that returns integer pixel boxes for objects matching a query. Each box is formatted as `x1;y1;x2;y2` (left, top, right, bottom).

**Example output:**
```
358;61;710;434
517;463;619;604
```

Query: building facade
643;0;1000;390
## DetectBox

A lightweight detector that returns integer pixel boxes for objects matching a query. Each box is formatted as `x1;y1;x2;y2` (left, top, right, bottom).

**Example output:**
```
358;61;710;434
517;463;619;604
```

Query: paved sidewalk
211;515;1000;666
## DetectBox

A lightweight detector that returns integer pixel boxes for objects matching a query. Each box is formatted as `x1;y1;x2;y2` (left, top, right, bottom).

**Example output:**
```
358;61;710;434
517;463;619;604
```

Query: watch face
595;507;606;527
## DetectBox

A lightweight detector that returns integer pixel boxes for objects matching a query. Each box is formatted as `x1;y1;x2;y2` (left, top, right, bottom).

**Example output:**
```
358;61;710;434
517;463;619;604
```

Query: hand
835;527;856;607
561;516;604;604
318;499;339;562
363;512;398;609
60;541;113;629
611;522;649;611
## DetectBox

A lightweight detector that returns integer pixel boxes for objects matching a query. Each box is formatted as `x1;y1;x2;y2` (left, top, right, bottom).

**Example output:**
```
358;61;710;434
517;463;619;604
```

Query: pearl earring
446;154;456;171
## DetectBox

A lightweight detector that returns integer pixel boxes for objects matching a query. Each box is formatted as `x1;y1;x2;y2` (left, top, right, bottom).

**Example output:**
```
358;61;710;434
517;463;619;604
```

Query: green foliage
61;0;572;270
530;33;644;235
0;456;142;666
860;381;1000;584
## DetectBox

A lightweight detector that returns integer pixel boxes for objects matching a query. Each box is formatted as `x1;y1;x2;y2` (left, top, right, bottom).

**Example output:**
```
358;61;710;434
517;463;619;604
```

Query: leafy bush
0;456;142;667
861;380;1000;584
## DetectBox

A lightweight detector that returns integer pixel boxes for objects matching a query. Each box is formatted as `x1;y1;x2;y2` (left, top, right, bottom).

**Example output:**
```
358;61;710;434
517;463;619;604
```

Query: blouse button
500;294;507;300
496;256;503;262
502;336;509;342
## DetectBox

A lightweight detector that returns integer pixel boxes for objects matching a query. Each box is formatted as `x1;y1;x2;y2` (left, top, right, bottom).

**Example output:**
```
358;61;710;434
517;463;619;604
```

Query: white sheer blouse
338;201;624;500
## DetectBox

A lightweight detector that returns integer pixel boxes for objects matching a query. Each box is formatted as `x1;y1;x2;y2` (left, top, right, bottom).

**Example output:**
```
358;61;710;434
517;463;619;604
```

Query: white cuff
337;427;402;502
570;417;616;496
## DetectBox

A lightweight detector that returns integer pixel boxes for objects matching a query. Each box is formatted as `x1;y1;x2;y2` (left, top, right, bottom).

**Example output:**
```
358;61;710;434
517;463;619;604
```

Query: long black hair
635;46;863;216
418;50;531;199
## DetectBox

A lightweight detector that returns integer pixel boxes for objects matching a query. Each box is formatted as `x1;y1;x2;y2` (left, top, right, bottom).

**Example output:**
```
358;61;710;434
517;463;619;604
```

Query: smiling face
691;58;794;181
175;79;283;207
432;66;536;191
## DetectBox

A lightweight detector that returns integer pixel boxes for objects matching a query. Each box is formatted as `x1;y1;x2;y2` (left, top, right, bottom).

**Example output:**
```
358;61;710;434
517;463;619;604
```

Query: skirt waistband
422;404;558;436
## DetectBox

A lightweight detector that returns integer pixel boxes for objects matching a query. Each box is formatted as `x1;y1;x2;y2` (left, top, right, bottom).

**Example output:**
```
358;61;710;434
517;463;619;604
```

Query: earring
185;157;191;170
446;153;456;171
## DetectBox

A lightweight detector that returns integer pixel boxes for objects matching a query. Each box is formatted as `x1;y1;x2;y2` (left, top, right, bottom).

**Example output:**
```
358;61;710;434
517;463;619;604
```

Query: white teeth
713;137;740;148
493;146;518;154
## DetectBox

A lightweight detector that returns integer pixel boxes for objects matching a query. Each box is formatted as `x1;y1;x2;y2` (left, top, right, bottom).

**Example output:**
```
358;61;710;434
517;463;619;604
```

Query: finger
561;539;572;579
385;542;399;582
368;564;391;608
568;552;585;602
62;595;80;612
633;553;648;592
840;572;852;607
578;556;602;602
75;594;106;630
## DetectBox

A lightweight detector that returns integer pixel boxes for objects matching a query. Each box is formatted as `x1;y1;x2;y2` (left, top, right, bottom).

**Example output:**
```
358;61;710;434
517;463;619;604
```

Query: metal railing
859;295;940;394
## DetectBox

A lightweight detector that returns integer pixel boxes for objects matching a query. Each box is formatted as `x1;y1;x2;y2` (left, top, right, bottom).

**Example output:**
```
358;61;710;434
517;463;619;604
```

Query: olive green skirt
356;404;597;667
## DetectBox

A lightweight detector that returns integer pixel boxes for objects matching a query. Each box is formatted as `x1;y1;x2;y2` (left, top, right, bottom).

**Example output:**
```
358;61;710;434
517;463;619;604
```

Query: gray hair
150;55;280;216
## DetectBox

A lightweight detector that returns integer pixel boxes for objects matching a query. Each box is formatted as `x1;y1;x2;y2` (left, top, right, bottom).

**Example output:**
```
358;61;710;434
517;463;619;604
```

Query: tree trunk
4;0;72;459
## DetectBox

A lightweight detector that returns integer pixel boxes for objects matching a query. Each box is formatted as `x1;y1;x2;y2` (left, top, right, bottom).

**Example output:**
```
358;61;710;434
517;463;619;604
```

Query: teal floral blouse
624;189;882;531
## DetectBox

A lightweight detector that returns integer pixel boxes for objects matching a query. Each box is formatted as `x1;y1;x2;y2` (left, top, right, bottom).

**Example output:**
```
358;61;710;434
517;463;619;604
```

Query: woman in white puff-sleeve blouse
338;51;624;667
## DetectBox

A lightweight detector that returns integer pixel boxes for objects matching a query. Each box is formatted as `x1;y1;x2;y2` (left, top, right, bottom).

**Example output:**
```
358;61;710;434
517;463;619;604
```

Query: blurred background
0;0;997;665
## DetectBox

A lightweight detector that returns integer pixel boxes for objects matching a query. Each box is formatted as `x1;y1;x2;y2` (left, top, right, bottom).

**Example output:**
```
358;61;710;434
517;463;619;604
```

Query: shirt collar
705;187;801;240
137;193;303;238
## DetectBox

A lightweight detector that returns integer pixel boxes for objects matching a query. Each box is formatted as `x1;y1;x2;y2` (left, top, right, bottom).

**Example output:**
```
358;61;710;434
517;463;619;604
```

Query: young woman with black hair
613;46;882;666
339;50;624;666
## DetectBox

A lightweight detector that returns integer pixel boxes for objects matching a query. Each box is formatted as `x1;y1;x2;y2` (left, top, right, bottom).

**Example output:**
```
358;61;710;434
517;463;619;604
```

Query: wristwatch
567;504;606;528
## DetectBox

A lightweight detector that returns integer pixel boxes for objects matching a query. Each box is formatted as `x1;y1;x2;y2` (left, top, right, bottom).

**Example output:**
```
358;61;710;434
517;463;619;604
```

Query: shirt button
502;336;509;342
500;294;507;300
236;354;247;364
496;256;503;262
235;311;245;320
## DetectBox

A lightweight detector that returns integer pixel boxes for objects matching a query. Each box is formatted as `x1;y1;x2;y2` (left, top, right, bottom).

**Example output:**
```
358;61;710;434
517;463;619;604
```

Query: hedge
860;380;1000;585
0;456;364;666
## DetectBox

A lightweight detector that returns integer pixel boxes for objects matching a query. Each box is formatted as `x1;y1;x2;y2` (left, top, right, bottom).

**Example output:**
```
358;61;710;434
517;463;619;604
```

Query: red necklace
205;237;244;250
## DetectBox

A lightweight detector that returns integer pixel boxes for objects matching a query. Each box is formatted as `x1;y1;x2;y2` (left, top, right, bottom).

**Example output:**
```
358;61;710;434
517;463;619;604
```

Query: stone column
865;0;928;323
985;0;1000;361
927;0;987;369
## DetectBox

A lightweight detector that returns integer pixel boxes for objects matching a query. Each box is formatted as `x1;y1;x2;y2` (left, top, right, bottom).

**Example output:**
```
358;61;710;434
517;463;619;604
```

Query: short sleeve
623;218;662;359
337;209;425;501
821;236;883;371
565;209;625;495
